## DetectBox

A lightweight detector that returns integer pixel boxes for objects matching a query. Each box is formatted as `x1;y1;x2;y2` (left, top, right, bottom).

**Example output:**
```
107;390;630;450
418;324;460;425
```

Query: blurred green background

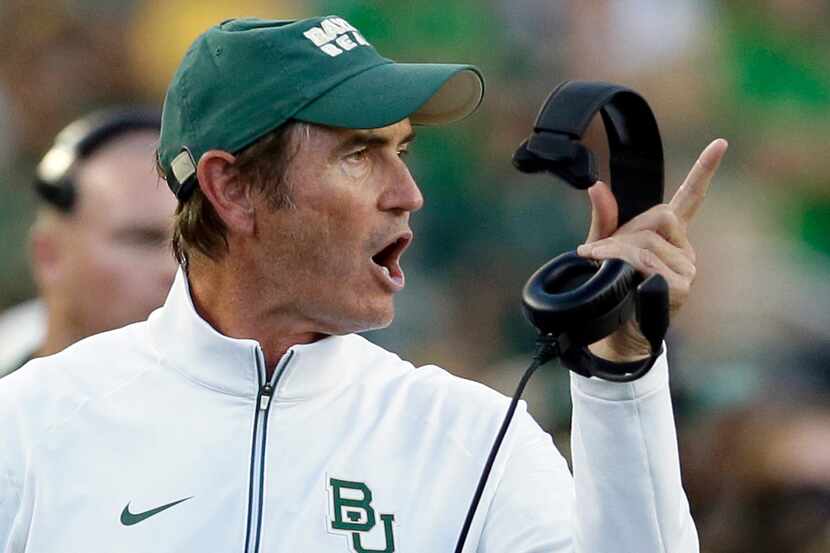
2;1;830;551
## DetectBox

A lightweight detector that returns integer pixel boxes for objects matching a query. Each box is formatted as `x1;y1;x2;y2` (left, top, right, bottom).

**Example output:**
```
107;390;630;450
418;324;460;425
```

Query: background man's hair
159;120;308;264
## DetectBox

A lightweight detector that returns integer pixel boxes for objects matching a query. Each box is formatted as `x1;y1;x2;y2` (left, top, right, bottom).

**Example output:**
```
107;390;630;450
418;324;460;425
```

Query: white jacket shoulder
0;320;157;439
349;336;518;455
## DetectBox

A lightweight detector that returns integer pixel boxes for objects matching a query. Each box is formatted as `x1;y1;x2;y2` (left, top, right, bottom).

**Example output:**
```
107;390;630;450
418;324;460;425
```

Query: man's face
54;131;178;337
251;119;423;335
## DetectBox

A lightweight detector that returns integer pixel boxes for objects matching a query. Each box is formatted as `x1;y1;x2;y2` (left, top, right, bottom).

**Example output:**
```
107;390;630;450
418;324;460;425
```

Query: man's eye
398;149;410;158
346;148;369;162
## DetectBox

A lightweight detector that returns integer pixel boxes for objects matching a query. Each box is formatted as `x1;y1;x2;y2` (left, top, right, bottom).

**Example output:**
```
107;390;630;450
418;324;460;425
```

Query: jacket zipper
244;349;294;553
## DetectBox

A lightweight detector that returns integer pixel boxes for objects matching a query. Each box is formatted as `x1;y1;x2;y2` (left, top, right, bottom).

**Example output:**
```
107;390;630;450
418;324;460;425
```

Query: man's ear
196;150;255;235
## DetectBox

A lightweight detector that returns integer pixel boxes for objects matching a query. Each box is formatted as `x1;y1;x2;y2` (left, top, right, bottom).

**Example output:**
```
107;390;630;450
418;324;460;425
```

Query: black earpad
522;253;641;348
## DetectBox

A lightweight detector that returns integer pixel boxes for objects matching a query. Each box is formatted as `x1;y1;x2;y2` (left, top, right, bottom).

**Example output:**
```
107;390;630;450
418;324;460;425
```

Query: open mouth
371;232;412;291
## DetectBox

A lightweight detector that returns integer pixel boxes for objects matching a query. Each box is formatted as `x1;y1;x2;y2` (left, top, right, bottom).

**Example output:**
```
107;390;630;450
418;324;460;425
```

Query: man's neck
38;313;87;358
186;259;324;376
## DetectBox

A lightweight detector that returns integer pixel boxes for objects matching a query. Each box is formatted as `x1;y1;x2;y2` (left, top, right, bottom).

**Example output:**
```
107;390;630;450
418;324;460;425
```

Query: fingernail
577;244;591;256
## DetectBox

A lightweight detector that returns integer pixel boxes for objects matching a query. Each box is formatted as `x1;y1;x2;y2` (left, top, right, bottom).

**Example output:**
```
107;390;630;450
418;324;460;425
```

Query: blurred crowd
1;0;829;550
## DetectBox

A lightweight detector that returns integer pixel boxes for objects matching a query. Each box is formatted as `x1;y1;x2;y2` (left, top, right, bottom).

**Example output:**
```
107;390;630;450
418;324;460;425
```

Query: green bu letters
329;478;396;553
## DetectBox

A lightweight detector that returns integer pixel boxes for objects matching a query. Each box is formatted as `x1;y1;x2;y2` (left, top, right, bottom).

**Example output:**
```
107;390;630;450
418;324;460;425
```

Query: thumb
586;181;618;243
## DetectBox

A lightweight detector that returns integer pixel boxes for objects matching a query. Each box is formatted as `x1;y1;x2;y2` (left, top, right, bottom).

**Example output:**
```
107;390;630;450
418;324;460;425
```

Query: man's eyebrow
400;130;416;146
335;129;417;154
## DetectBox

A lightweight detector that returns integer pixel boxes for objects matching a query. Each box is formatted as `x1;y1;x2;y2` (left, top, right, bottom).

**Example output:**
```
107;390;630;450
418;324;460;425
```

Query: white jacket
0;270;697;552
0;300;45;378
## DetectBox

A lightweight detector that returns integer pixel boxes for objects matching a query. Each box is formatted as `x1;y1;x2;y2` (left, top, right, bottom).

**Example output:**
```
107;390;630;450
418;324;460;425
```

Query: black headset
513;80;669;381
34;107;161;212
455;81;671;552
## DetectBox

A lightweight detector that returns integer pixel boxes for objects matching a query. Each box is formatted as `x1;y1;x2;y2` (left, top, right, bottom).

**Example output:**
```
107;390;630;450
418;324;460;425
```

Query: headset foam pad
522;252;640;336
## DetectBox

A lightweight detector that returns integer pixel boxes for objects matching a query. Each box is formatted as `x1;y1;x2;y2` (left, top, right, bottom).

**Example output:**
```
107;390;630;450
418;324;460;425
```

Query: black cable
453;335;560;553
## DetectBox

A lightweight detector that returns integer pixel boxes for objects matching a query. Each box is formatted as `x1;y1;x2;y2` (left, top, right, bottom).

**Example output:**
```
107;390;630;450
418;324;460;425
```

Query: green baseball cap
159;16;485;199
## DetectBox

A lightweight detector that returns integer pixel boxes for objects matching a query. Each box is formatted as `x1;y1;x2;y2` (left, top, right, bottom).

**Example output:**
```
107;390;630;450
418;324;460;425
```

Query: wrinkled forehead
301;118;415;152
335;118;413;141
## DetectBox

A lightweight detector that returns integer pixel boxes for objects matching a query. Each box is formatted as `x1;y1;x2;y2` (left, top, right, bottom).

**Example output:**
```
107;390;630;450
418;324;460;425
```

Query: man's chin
318;305;395;336
359;316;394;333
349;311;394;334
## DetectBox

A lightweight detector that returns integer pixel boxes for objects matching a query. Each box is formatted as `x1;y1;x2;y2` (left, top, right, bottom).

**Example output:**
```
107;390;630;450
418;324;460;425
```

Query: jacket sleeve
0;381;26;553
477;349;697;553
569;349;698;553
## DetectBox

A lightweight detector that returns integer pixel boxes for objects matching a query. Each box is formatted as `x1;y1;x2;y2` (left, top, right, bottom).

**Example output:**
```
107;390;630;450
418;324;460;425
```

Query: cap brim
293;62;484;129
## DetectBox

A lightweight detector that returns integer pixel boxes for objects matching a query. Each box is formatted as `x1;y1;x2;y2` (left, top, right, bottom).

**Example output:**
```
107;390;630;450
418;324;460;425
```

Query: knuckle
687;263;697;279
659;206;681;229
687;245;697;264
643;230;662;249
639;248;659;268
591;239;610;251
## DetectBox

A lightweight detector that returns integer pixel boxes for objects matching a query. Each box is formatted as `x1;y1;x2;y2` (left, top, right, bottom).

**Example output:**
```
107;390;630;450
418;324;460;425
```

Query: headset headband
514;80;669;367
34;107;161;212
513;80;664;226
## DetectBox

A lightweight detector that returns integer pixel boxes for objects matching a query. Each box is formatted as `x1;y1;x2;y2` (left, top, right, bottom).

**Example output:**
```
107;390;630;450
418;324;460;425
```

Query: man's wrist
588;320;652;362
588;341;650;362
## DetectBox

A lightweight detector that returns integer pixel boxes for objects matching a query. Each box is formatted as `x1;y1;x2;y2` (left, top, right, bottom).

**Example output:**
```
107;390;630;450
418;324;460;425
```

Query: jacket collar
147;268;370;401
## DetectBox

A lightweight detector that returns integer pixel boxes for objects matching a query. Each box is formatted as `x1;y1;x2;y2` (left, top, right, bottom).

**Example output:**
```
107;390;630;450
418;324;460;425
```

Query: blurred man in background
684;400;830;553
0;108;177;377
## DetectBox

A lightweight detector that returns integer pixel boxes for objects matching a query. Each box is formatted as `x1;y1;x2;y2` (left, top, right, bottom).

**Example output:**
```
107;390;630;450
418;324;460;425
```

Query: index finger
669;138;728;224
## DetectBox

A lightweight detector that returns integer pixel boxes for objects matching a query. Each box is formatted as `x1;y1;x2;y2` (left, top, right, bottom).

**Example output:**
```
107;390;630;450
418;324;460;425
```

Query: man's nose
378;161;424;214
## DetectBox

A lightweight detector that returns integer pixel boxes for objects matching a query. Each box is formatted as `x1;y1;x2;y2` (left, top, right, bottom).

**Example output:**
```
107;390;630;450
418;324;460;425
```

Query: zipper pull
259;383;273;410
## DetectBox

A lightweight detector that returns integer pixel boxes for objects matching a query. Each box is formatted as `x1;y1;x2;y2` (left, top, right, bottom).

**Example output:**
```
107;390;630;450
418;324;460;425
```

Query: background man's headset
34;107;161;212
454;81;671;552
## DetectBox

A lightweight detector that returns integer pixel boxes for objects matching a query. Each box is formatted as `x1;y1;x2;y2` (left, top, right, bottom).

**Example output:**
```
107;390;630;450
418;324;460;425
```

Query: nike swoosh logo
120;496;193;526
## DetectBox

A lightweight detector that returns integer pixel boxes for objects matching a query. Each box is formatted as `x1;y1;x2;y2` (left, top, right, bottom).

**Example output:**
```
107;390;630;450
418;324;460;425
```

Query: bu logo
328;478;396;553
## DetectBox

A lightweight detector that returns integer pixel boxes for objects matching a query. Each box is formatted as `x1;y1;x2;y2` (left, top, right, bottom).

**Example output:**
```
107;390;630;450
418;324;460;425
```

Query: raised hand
576;139;729;362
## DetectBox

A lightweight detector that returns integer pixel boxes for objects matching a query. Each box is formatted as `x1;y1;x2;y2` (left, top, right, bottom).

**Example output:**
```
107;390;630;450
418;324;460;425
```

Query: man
0;17;727;552
0;109;178;377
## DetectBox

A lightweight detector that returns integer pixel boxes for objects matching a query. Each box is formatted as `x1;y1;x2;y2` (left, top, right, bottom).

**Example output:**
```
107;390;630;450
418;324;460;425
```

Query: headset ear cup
636;273;669;353
522;251;641;348
520;133;598;190
512;138;544;173
550;142;597;190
